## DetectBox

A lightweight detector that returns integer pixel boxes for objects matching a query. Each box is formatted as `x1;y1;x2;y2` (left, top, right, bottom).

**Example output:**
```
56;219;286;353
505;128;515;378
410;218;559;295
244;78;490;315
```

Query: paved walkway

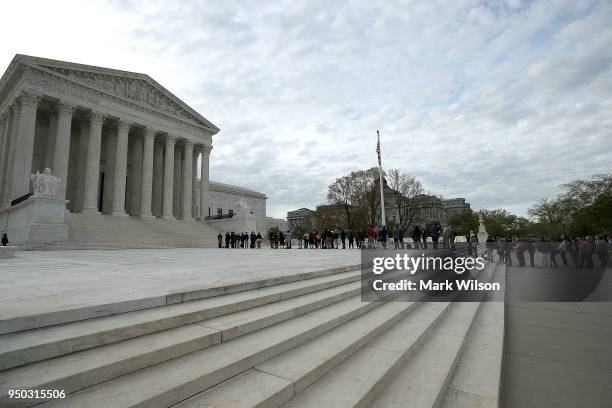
502;264;612;408
0;248;360;324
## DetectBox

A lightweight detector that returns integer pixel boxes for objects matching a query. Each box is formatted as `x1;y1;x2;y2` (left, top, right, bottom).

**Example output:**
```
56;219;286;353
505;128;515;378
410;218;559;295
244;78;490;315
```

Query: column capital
88;111;106;126
201;144;213;154
163;134;176;145
17;90;41;107
56;101;77;116
183;140;194;149
117;119;132;132
143;128;157;139
0;111;8;125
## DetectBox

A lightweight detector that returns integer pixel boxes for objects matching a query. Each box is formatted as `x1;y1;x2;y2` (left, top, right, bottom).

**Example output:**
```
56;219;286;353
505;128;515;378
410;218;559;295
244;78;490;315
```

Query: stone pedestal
0;196;69;249
477;212;489;244
207;214;257;234
0;246;16;259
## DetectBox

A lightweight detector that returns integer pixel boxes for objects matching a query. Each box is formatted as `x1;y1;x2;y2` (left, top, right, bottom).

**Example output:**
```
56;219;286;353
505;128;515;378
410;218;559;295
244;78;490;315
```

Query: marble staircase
0;262;505;408
36;212;221;250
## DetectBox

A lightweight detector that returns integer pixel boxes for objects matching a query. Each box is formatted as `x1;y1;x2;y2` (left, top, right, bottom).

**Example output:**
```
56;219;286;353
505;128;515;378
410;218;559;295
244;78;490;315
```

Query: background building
442;198;471;219
287;208;316;231
196;180;267;234
266;217;288;232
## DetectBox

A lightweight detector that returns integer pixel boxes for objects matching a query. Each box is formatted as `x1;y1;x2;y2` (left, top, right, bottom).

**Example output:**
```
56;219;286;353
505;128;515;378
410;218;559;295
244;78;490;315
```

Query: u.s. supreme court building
0;55;266;248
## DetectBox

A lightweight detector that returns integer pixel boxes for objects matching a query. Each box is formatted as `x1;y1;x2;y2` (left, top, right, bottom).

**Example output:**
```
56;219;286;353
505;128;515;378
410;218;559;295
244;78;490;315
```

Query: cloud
1;0;610;218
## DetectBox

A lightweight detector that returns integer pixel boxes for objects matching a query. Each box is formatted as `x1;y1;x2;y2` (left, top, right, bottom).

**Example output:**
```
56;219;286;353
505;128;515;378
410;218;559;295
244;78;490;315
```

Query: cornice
24;64;215;135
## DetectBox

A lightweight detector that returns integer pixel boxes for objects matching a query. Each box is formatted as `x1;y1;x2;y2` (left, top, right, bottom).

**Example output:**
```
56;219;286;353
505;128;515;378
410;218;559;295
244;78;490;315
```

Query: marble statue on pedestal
31;168;60;197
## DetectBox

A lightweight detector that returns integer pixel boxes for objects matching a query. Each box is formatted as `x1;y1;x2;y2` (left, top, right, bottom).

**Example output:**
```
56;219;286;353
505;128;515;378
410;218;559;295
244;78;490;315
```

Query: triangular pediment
11;55;219;133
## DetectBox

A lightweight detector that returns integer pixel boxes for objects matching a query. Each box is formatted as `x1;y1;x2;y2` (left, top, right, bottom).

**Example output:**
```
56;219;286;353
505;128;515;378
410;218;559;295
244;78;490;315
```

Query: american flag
376;130;381;166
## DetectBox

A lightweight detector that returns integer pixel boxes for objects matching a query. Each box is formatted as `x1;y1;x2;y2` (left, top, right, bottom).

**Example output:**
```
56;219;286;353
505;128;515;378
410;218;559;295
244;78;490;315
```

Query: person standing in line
442;225;450;249
449;226;456;250
256;232;262;248
393;225;400;249
225;232;230;248
217;233;223;249
367;225;376;249
547;239;558;267
431;224;440;249
525;240;535;266
341;229;346;249
558;237;568;266
421;227;428;250
496;238;504;264
595;235;608;267
380;226;387;249
412;225;421;249
286;230;292;249
279;231;285;249
348;230;354;249
503;238;513;265
333;230;339;249
515;240;526;266
304;232;309;249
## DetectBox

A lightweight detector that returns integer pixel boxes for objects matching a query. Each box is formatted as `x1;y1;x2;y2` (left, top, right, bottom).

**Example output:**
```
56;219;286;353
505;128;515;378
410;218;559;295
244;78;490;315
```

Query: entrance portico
0;55;219;220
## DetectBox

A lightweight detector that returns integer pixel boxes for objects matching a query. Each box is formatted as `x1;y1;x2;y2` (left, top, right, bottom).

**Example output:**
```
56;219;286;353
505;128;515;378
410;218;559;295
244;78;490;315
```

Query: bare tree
386;168;423;232
351;167;383;227
327;175;357;230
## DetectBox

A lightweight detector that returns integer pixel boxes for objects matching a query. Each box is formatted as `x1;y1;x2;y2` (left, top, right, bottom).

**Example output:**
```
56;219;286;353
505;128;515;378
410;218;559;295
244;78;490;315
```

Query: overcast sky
1;0;610;218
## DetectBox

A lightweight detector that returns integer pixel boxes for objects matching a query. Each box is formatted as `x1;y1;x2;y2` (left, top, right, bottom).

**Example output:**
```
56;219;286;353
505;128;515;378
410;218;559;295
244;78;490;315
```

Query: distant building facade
196;180;267;234
385;192;471;229
441;198;471;219
287;208;316;231
266;217;288;232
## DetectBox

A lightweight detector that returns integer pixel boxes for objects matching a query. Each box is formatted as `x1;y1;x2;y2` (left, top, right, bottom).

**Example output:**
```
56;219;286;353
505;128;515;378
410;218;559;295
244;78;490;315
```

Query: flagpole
377;130;386;228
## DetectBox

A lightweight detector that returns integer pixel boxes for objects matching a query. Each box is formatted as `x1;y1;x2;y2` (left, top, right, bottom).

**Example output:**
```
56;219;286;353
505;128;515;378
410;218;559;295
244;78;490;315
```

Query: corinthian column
140;128;156;217
111;119;130;216
11;90;40;199
182;141;193;220
199;145;212;219
0;112;9;209
52;101;76;198
161;135;176;219
1;104;20;206
191;146;199;218
81;112;105;213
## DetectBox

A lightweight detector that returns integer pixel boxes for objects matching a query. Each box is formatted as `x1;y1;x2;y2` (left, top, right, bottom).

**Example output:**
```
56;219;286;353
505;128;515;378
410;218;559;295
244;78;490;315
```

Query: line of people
489;235;610;268
217;231;263;249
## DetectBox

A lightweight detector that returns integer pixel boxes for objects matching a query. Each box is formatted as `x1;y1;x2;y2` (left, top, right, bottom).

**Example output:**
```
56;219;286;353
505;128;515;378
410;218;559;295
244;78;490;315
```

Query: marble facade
0;55;267;244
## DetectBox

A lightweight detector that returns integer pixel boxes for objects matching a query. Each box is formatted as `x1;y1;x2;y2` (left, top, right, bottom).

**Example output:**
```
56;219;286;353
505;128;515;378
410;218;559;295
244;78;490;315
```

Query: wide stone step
0;264;361;334
368;302;482;408
281;263;495;408
37;295;381;408
171;301;425;408
279;302;452;408
0;270;361;369
439;265;506;408
0;280;363;407
369;265;500;408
